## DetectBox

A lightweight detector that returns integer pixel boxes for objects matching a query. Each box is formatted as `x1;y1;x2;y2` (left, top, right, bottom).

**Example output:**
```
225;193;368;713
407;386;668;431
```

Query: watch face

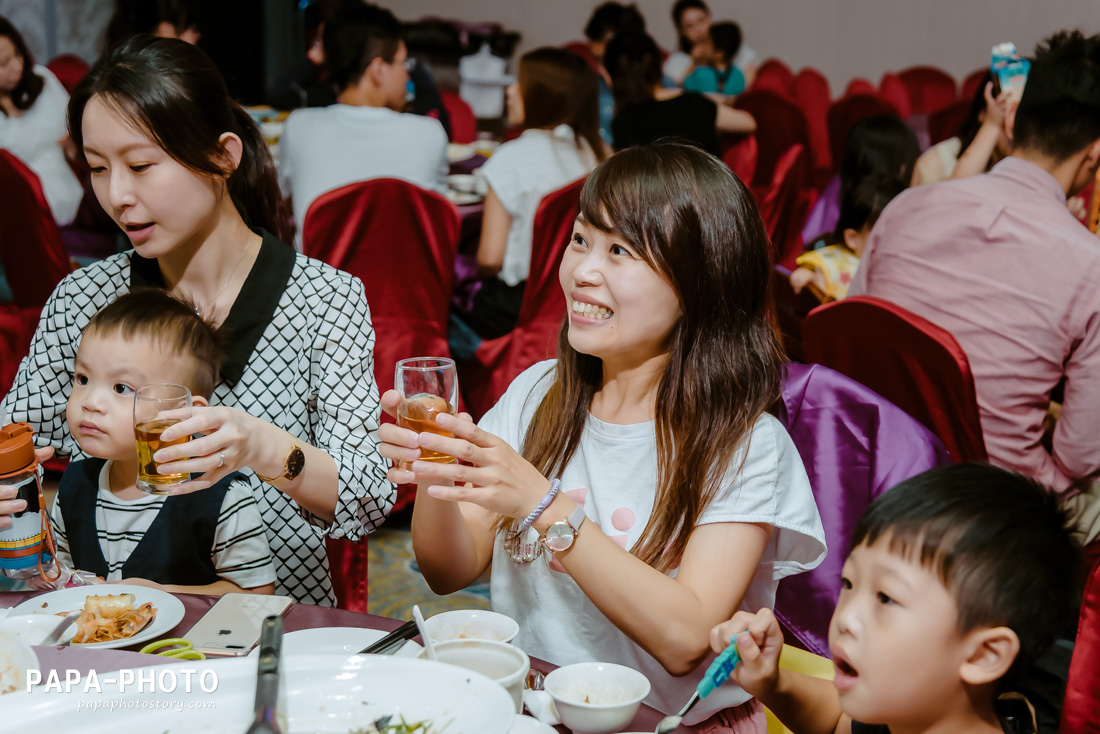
543;521;576;553
286;447;306;479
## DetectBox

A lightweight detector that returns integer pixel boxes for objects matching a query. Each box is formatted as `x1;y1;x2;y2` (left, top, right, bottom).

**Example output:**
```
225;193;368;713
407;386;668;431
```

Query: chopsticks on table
359;620;419;655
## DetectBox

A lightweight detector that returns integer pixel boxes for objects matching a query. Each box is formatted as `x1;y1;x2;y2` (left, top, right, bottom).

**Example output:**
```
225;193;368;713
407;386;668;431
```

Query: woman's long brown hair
518;47;607;162
520;143;784;572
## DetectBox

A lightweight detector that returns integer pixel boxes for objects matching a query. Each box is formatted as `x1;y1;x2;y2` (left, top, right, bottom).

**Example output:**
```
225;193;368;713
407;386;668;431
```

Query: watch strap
567;502;586;532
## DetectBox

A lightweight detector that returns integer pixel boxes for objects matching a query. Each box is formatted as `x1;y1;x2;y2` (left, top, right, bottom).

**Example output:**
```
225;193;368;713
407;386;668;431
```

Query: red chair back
1061;556;1100;734
734;89;810;189
802;295;988;463
0;151;73;309
302;178;460;397
793;68;832;175
462;177;585;418
753;58;795;97
722;135;757;185
878;73;912;119
961;68;988;102
440;89;477;144
897;65;957;114
845;78;876;96
759;145;811;269
927;98;971;145
325;537;369;613
562;41;601;73
45;53;89;94
826;94;900;172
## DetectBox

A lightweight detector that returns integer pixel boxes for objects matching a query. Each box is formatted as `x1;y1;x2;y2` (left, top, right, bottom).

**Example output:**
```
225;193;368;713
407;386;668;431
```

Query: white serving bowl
424;609;520;643
0;630;38;696
447;173;480;194
0;615;65;645
544;662;651;734
419;638;530;713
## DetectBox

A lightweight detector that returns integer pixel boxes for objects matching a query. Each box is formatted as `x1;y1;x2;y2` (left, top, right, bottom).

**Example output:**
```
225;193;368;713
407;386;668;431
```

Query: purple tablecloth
1;591;695;732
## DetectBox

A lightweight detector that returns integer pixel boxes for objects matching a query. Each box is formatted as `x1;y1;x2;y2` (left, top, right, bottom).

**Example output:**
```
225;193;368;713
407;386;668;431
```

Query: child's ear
192;395;210;408
959;626;1020;687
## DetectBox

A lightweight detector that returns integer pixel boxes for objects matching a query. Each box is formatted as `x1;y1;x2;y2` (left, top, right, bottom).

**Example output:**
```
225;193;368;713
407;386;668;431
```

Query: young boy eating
712;463;1082;734
48;290;276;595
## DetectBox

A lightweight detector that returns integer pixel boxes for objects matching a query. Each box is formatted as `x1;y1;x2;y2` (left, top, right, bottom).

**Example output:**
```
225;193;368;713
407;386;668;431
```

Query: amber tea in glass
134;383;192;494
395;358;459;465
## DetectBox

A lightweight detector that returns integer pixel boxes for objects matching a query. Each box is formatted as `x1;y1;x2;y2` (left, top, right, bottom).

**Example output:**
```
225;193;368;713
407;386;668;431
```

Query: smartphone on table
184;592;294;657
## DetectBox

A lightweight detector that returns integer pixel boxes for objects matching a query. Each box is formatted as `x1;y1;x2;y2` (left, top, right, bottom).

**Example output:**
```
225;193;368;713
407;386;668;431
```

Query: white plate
447;189;484;205
7;585;185;649
0;630;38;695
247;626;421;658
4;654;516;733
511;713;558;733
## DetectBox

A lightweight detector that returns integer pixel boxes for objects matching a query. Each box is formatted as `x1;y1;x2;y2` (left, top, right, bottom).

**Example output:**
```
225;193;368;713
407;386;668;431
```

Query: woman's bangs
578;154;668;267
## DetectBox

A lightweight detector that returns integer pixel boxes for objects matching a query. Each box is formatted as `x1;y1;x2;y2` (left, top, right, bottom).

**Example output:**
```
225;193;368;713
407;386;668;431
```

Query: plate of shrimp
7;585;184;649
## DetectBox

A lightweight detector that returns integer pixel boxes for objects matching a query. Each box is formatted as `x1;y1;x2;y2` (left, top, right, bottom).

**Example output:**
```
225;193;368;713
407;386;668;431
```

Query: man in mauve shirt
849;31;1100;542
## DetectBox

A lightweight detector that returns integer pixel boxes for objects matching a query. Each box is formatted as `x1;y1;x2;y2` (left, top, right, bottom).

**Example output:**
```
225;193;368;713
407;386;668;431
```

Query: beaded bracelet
515;478;562;535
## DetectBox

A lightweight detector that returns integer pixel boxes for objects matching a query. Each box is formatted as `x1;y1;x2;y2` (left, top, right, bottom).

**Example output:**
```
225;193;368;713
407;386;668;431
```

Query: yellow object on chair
765;645;835;734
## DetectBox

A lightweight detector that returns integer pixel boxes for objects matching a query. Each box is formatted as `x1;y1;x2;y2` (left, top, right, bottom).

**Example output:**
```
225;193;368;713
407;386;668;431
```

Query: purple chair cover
773;362;951;657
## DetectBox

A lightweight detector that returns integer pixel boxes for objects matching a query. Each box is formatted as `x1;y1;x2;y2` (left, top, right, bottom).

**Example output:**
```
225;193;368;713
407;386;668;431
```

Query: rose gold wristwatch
256;442;305;489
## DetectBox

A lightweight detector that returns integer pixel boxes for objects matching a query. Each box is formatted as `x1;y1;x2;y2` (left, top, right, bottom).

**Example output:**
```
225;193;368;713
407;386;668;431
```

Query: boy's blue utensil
654;640;741;733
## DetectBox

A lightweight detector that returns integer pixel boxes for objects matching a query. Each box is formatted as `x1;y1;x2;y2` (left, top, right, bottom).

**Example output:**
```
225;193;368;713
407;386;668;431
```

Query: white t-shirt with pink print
483;361;826;724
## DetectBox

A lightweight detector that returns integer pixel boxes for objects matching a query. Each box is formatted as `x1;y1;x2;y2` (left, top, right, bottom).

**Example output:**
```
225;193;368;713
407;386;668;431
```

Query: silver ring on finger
217;451;225;469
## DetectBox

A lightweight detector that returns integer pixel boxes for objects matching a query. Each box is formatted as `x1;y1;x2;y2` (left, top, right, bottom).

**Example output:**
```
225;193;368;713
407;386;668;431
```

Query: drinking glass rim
396;357;456;372
134;383;192;400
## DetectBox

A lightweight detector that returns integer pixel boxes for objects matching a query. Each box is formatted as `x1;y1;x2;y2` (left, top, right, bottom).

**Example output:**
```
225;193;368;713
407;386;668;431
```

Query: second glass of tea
134;383;193;495
395;357;459;466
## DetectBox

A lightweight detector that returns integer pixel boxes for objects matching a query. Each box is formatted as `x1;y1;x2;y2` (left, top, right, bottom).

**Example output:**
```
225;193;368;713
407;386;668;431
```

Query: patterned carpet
366;519;490;618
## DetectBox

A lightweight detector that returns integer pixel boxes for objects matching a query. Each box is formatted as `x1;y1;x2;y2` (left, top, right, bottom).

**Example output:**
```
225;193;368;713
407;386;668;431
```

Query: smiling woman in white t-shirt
457;47;607;340
381;143;826;733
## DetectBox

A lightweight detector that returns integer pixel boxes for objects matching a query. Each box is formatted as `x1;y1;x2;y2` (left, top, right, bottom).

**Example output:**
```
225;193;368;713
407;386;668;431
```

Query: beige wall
397;0;1100;91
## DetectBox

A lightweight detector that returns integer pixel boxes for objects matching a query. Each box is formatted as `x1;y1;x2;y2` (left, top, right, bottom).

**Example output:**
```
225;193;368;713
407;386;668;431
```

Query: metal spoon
655;640;741;734
654;691;699;734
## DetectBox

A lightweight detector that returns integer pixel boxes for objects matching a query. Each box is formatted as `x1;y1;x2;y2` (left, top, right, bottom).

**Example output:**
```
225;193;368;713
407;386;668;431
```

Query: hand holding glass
134;383;192;494
395;358;459;466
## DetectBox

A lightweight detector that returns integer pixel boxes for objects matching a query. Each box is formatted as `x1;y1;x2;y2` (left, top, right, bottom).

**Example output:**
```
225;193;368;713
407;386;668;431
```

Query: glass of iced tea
133;383;192;495
395;357;460;466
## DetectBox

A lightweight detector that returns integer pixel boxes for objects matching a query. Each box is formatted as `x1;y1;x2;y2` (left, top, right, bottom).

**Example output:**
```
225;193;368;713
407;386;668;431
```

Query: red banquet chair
897;65;957;114
562;40;600;73
460;177;585;420
844;78;877;97
1061;556;1100;734
759;144;812;270
46;53;89;94
802;295;988;463
927;98;971;145
961;67;988;102
770;264;820;363
734;89;810;191
826;94;901;173
793;67;832;178
0;151;77;395
878;73;912;120
752;58;795;97
722;134;757;185
440;90;477;144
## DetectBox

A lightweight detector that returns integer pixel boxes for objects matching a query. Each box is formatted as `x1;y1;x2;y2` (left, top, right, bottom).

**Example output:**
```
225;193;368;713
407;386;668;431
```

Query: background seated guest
683;22;749;98
278;2;448;241
791;173;905;302
915;72;1011;186
849;31;1100;542
663;0;756;88
715;463;1082;734
576;1;647;144
104;0;200;50
453;48;605;342
0;36;393;605
384;144;825;730
0;16;83;226
801;114;918;248
606;31;755;156
49;291;276;596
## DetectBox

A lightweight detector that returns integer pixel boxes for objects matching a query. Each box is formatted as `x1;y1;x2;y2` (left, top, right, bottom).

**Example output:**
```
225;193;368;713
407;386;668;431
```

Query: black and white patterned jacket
1;232;394;605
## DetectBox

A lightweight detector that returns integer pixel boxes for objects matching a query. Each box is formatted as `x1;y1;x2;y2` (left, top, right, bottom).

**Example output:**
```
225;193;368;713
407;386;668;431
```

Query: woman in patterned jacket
0;36;393;605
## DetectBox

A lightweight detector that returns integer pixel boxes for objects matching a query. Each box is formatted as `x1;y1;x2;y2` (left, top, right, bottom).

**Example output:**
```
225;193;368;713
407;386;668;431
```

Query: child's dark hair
839;114;919;197
323;2;402;92
68;35;291;243
84;289;223;399
834;173;906;239
604;31;663;109
851;463;1083;684
0;16;45;113
708;22;742;64
584;2;646;43
1014;30;1100;162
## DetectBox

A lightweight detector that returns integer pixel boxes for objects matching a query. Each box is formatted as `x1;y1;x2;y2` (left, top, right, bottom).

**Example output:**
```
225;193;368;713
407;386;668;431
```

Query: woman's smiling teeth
572;300;614;319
